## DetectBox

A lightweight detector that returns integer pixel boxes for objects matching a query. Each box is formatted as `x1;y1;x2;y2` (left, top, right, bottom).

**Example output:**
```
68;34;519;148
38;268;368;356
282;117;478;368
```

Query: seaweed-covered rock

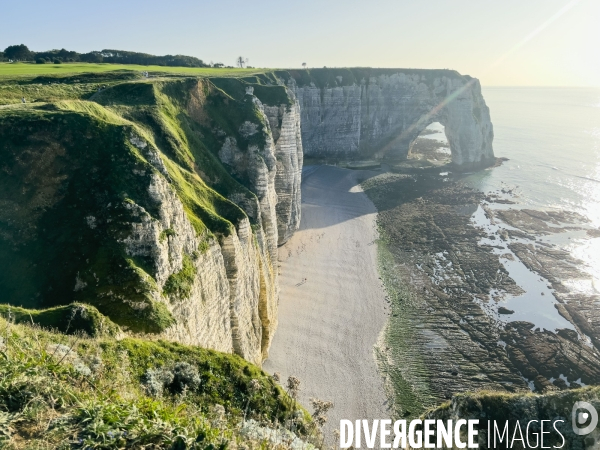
427;387;600;450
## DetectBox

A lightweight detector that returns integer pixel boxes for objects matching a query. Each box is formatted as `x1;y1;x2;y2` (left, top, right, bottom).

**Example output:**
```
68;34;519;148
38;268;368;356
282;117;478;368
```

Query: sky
1;0;599;86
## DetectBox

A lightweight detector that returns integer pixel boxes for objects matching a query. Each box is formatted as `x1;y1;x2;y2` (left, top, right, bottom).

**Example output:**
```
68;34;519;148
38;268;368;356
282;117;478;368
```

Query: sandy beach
263;165;390;441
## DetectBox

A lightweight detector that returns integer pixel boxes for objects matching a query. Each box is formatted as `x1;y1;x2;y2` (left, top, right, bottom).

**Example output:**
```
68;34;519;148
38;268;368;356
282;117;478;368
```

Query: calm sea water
466;87;600;279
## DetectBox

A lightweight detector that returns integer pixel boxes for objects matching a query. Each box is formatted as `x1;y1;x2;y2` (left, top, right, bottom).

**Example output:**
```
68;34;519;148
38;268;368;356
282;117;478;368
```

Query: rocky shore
361;166;600;417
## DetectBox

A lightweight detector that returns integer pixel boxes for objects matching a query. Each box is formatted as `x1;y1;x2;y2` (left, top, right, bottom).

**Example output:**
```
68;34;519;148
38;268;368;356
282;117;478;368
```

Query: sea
460;87;600;331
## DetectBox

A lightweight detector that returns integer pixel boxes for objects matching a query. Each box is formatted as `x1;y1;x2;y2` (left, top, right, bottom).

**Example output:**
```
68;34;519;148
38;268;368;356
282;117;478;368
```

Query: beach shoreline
263;165;391;442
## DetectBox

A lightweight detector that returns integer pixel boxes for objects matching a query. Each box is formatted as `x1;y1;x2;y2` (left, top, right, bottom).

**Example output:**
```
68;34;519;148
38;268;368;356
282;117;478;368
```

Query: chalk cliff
114;78;304;364
262;99;303;245
283;68;494;169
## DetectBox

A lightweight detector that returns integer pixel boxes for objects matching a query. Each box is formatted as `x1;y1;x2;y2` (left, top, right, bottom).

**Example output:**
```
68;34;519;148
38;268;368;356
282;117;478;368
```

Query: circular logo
572;401;598;436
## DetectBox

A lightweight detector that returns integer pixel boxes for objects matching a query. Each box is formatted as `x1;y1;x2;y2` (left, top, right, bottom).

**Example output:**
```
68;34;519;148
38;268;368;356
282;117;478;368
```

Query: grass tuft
0;303;120;337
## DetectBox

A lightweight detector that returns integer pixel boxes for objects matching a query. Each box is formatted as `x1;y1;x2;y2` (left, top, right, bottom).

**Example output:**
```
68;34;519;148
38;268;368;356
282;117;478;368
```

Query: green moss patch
159;228;176;242
0;302;120;337
163;254;196;300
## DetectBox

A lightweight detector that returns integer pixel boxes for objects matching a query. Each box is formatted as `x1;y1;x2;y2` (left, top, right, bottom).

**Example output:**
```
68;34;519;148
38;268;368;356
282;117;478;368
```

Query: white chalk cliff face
292;71;494;169
121;169;234;354
262;97;304;245
121;86;303;365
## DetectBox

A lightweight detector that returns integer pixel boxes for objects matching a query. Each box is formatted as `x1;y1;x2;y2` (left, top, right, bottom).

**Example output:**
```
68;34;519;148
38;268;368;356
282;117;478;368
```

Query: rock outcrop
288;68;494;169
143;81;303;364
427;387;600;450
114;140;278;364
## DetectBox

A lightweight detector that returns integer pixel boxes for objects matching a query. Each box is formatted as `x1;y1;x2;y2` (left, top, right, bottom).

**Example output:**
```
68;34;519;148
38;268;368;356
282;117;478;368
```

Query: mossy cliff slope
0;73;303;365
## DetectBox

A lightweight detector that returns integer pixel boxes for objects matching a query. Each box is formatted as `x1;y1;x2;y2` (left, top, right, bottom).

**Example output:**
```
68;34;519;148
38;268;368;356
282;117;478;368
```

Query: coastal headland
1;64;598;447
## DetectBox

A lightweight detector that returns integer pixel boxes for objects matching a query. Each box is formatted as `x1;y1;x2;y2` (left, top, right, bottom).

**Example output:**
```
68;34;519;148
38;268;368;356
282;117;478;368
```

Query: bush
142;362;201;396
172;362;202;392
35;57;46;64
142;367;175;397
53;58;62;64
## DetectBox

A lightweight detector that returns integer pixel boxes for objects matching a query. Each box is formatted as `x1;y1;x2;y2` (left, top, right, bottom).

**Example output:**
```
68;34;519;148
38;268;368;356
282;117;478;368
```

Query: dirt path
263;165;390;441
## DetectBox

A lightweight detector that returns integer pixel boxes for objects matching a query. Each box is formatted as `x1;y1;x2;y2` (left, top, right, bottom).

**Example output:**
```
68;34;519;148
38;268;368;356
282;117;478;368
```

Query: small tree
236;56;248;68
302;62;307;69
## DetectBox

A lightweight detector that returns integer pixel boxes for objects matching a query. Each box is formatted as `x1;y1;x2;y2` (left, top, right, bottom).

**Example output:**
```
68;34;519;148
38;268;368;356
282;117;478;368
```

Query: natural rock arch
291;69;495;170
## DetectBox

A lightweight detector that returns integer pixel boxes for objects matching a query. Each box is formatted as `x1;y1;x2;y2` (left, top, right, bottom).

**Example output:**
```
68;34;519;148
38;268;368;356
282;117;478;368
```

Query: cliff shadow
297;165;462;232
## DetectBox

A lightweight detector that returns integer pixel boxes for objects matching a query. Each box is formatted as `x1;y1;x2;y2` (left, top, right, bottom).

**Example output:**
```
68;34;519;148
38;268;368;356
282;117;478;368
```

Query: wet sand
263;165;390;440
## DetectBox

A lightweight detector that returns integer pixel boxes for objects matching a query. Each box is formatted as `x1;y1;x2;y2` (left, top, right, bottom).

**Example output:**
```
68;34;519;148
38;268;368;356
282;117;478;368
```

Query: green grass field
0;62;267;77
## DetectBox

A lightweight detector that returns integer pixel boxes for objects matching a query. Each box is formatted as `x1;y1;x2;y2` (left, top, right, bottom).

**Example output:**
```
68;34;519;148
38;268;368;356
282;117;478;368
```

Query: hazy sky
2;0;598;86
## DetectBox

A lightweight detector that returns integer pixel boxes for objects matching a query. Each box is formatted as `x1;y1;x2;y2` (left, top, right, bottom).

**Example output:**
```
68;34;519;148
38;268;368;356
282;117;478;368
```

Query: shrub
142;362;202;397
172;362;202;393
142;367;175;397
198;239;210;254
159;228;176;242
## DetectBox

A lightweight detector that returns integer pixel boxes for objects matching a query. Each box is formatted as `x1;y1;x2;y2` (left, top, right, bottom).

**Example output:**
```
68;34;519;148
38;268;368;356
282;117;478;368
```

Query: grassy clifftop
0;314;314;448
0;62;265;78
275;67;465;89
